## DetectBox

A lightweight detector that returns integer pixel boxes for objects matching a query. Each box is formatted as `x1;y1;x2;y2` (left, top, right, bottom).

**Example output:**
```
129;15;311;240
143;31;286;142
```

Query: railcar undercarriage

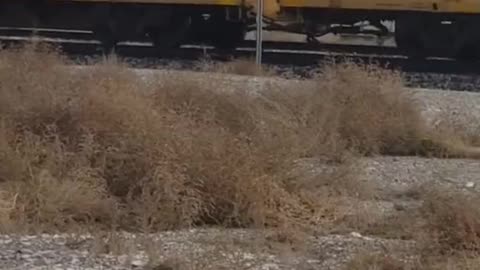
0;1;249;52
0;1;479;60
274;8;480;59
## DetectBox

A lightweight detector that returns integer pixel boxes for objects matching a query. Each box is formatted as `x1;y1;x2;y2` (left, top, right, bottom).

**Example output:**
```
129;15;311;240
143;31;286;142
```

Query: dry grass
0;43;478;242
417;188;480;256
0;44;326;233
345;252;407;270
415;257;480;270
0;46;315;234
344;186;480;270
194;57;277;77
1;42;480;270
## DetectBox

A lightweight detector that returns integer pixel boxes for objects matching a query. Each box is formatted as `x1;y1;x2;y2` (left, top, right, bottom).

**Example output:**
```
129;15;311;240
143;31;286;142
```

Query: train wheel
189;14;246;50
451;19;480;60
395;17;425;58
91;5;120;55
0;2;40;28
211;21;246;50
93;24;118;54
395;16;460;59
147;15;192;51
456;37;480;60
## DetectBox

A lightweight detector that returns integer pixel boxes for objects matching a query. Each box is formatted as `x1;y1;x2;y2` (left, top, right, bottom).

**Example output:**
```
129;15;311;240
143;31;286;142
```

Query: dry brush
0;44;478;270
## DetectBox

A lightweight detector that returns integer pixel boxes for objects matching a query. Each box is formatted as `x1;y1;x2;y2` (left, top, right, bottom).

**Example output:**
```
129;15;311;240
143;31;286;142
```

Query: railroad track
1;27;480;91
0;27;400;56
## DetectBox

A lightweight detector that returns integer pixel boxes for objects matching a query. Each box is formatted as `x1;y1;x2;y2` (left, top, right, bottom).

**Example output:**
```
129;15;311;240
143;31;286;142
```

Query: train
0;0;479;59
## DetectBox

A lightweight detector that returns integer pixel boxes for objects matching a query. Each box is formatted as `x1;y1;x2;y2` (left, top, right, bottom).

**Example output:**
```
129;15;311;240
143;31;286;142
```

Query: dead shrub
417;188;480;256
0;189;17;231
159;60;431;161
0;44;317;233
311;63;428;156
413;256;480;270
310;62;480;159
0;43;476;236
345;252;407;270
0;123;118;232
342;185;480;269
423;114;480;158
194;57;276;77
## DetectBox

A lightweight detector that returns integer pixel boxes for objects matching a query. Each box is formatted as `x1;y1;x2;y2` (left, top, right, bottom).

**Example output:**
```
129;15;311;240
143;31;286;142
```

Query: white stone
261;263;280;270
350;232;362;238
466;182;475;188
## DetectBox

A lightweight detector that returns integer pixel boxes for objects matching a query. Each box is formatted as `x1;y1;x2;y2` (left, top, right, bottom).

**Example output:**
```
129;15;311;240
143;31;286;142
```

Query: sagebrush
0;44;476;236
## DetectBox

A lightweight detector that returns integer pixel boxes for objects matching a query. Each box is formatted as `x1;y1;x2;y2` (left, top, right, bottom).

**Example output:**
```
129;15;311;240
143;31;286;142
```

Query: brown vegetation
345;252;407;270
345;186;480;270
419;189;480;255
412;187;480;270
194;57;277;77
0;43;479;269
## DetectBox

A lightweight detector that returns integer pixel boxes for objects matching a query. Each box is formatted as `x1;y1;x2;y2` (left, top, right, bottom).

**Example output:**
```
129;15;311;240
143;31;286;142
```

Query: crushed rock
0;229;416;270
358;156;480;195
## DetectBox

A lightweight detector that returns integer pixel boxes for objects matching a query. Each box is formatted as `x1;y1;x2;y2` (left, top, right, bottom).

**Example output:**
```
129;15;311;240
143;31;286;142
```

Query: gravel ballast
0;229;416;270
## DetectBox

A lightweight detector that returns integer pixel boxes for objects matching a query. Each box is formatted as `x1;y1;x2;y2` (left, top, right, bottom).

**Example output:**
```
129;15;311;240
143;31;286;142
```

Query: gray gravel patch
0;229;415;270
359;156;480;195
403;72;480;92
411;88;480;133
297;156;480;197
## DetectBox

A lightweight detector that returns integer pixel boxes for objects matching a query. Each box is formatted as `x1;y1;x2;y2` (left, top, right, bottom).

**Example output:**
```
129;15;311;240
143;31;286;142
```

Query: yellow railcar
279;0;480;13
0;0;479;58
274;0;480;58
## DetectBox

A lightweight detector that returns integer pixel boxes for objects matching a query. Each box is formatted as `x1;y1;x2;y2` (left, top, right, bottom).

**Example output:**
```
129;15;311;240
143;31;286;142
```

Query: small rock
466;182;475;188
261;263;280;270
131;257;148;267
243;252;255;260
350;232;362;238
394;203;406;211
117;254;129;265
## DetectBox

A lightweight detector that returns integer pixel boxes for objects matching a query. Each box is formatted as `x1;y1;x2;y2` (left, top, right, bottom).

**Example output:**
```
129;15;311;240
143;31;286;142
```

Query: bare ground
0;230;416;270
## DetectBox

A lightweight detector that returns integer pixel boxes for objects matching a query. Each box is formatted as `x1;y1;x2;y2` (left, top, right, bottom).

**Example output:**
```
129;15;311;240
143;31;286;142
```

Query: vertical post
255;0;263;65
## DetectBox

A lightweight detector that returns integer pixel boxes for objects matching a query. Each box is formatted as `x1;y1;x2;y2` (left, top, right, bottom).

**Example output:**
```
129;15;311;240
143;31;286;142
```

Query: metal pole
255;0;263;65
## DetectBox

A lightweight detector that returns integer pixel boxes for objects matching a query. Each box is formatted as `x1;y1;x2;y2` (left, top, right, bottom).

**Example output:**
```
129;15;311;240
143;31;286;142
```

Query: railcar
0;0;479;59
0;0;250;51
277;0;480;59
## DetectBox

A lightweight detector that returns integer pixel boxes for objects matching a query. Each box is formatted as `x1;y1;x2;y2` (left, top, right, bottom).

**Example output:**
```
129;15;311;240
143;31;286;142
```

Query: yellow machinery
279;0;480;13
0;0;479;58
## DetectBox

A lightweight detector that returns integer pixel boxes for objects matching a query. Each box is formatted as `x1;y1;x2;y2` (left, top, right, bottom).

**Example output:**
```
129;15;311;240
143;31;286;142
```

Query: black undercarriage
1;1;479;59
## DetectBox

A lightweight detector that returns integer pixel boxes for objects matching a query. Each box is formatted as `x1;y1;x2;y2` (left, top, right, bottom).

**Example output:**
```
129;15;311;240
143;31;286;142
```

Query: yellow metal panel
438;0;480;13
245;0;281;16
62;0;480;13
279;0;480;13
278;0;428;10
70;0;241;6
71;0;278;15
